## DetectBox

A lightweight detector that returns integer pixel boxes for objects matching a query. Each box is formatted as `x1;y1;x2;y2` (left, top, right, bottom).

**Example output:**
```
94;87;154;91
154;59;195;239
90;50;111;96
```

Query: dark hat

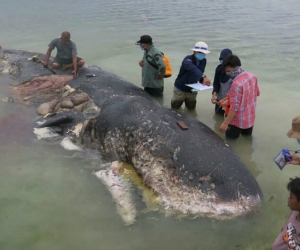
135;35;152;45
219;48;232;60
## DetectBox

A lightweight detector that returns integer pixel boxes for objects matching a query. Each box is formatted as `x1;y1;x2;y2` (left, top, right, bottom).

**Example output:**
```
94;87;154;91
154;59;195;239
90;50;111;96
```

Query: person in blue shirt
171;41;211;110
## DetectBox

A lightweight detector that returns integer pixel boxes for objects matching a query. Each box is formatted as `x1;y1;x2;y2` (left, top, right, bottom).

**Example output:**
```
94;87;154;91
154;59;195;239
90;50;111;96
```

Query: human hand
220;122;228;133
202;77;211;86
287;154;300;165
217;97;227;106
211;95;217;104
72;70;77;77
139;60;144;67
155;74;164;80
42;60;48;67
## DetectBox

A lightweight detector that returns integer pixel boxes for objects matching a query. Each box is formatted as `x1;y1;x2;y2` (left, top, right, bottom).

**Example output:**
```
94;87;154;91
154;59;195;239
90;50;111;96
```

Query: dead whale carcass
1;48;263;224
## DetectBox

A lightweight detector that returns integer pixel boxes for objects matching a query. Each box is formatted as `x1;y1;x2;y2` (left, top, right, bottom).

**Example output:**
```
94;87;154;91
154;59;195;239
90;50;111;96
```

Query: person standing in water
219;54;260;139
171;41;211;110
211;48;233;114
136;35;166;96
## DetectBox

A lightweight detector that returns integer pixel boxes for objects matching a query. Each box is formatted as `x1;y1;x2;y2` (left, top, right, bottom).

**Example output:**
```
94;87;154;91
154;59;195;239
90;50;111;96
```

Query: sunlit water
1;0;300;249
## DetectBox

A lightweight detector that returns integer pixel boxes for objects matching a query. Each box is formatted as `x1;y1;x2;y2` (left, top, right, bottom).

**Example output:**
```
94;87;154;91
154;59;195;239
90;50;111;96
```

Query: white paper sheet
185;83;213;92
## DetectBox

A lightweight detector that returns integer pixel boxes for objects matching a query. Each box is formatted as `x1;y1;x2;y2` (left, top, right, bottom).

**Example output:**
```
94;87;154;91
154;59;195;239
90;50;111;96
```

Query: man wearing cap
219;54;260;139
171;41;211;110
211;48;233;114
285;116;300;165
136;35;166;96
42;31;85;76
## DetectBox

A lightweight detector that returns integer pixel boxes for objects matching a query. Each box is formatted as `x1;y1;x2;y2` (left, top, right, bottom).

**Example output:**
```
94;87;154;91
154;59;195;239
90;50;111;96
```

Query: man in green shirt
42;31;85;75
136;35;166;96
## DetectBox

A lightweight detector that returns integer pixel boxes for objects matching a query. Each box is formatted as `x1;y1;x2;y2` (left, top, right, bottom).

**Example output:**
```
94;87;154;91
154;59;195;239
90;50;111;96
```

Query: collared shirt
174;54;206;93
141;44;165;88
229;71;260;129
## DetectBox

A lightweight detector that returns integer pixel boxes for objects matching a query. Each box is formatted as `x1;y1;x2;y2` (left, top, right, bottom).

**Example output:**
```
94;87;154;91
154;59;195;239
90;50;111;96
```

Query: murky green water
1;0;300;249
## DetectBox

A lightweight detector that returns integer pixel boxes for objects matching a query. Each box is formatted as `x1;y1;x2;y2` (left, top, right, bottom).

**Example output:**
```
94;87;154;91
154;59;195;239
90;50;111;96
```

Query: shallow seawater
1;0;300;249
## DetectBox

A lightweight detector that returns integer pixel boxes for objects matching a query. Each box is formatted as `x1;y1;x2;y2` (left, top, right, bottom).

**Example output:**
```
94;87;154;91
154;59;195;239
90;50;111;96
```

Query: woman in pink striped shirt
219;54;260;139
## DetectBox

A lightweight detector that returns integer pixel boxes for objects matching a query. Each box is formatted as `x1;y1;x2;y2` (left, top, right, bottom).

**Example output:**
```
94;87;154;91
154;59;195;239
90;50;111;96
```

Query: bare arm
220;110;236;133
211;91;218;104
72;55;77;75
42;48;52;66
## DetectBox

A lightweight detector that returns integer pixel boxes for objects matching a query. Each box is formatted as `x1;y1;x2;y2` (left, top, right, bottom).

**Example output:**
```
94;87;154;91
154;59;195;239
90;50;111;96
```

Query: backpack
146;53;172;78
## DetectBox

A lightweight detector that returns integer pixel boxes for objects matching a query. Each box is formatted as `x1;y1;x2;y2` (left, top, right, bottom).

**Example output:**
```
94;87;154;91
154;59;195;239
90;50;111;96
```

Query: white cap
191;41;210;54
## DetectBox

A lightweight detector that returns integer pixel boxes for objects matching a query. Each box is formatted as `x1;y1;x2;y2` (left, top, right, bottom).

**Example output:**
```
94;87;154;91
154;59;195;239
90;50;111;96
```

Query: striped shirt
229;72;260;129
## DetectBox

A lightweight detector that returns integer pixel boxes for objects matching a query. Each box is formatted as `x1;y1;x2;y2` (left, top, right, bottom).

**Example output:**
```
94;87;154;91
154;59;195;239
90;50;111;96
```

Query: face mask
297;139;300;145
139;45;144;50
226;66;244;79
226;71;235;78
219;60;223;64
195;53;206;61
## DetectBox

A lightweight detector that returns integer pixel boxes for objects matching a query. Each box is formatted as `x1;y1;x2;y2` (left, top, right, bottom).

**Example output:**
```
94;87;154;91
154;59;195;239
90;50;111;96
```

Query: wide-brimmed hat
191;41;210;54
135;35;152;45
219;48;232;60
287;116;300;139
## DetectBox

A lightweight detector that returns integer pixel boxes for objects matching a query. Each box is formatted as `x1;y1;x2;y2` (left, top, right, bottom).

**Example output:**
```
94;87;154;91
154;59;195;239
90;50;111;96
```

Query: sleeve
212;67;221;94
48;38;57;50
71;41;77;56
182;58;203;84
154;53;166;75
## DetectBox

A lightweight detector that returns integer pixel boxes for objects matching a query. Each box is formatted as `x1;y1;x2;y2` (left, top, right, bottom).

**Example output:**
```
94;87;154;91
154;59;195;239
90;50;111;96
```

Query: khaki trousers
171;89;198;109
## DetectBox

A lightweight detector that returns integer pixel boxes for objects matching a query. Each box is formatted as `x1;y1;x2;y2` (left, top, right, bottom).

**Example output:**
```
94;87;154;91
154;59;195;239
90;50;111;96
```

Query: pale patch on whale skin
0;58;9;74
70;123;83;138
60;137;82;151
33;127;60;140
94;161;137;225
34;122;84;151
